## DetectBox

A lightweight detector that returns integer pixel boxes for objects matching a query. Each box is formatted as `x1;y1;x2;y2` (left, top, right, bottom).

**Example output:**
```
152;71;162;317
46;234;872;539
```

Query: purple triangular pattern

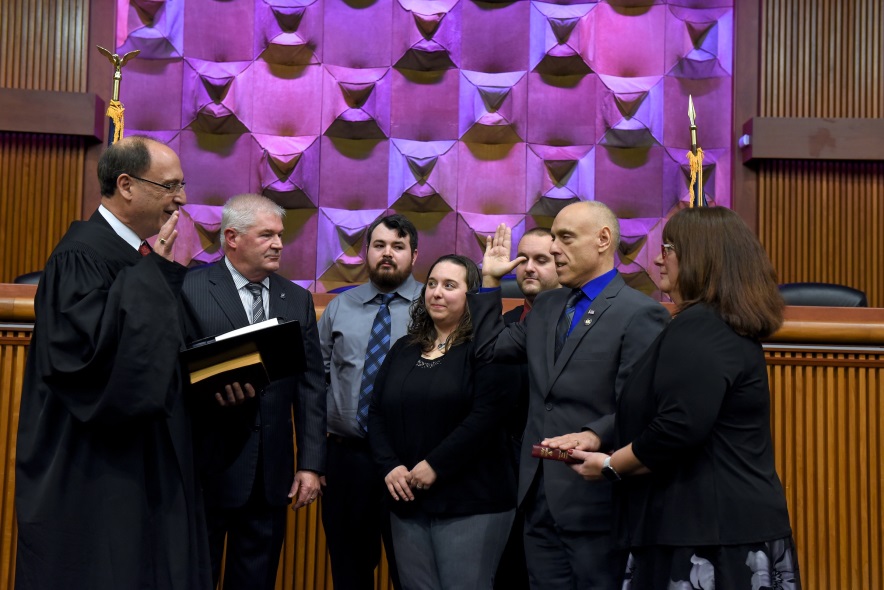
413;11;445;39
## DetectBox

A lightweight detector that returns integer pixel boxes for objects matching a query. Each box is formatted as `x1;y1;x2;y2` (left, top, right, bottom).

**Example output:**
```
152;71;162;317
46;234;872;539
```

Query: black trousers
321;435;400;590
206;454;287;590
522;470;625;590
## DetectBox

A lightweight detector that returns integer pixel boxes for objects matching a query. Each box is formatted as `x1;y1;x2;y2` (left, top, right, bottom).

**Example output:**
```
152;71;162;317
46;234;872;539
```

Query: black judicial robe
14;212;212;590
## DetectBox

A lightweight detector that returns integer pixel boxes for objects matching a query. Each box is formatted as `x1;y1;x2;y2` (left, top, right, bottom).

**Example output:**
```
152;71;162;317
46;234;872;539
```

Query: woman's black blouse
368;338;517;517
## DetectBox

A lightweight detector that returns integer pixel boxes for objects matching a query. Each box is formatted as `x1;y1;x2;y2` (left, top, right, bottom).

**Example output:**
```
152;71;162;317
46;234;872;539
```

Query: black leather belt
327;434;370;449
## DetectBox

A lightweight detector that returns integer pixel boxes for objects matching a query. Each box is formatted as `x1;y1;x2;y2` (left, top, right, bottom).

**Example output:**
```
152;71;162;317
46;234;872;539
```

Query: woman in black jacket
368;254;517;590
570;207;801;589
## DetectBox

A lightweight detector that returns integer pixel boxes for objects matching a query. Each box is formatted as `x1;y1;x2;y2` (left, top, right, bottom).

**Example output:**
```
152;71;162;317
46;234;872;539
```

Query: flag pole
97;46;140;145
687;95;707;207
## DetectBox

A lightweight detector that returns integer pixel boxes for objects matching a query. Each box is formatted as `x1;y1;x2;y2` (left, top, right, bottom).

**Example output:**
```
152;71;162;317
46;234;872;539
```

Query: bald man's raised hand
482;223;527;288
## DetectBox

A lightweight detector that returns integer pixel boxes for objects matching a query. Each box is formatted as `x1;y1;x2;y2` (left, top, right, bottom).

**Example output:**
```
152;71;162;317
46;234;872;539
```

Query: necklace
436;341;446;351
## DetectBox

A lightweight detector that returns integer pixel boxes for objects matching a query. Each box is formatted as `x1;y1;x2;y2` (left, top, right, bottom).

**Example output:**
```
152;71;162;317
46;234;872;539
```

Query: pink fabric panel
239;62;323;137
390;69;461;140
460;1;530;72
457;142;526;214
255;0;323;66
393;0;462;71
388;139;458;211
525;73;597;146
318;137;390;210
323;0;393;67
184;0;255;61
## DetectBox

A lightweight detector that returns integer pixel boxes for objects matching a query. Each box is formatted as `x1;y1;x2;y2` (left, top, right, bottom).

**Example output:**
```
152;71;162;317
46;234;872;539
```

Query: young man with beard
318;214;421;590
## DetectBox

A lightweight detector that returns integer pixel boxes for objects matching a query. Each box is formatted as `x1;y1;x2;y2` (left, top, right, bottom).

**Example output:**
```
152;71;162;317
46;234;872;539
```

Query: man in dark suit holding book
181;193;326;590
469;201;669;590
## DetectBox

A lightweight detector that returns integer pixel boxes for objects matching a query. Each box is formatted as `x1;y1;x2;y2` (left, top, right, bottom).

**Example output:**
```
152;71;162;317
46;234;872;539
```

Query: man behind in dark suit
496;227;560;590
181;194;326;590
470;201;669;590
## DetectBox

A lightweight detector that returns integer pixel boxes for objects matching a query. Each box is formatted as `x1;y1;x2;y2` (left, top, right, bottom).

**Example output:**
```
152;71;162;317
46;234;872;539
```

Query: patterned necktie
138;241;152;256
245;282;266;324
357;293;396;433
554;288;584;360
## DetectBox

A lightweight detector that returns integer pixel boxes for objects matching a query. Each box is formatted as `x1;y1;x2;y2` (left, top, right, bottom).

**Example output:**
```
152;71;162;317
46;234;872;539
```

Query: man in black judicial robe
14;136;212;590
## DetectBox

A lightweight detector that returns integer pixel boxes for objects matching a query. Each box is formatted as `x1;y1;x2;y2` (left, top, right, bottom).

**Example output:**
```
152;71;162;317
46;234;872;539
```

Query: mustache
376;258;397;270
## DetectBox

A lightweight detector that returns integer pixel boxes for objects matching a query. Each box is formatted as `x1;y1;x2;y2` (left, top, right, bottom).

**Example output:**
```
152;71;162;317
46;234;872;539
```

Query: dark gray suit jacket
181;261;326;508
468;272;669;532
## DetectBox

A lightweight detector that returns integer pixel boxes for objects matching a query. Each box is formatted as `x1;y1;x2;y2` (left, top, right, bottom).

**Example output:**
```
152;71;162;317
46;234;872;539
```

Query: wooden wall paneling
731;0;761;230
1;0;96;282
751;0;884;307
766;348;884;589
0;0;89;92
0;329;29;590
0;133;85;282
758;160;884;307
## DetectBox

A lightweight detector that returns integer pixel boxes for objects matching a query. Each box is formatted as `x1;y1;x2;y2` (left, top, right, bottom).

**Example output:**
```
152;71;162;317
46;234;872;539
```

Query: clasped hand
384;460;437;501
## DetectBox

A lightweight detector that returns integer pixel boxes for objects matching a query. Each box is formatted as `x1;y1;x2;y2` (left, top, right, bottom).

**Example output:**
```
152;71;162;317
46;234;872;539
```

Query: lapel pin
280;293;286;299
585;318;592;325
588;309;595;315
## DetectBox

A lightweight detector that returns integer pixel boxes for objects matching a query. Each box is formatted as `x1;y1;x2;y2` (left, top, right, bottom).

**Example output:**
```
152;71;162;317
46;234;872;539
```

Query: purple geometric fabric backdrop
116;0;733;294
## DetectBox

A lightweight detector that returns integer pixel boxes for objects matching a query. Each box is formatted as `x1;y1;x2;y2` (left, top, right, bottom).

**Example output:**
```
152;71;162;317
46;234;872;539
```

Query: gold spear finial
686;94;705;206
688;94;696;127
96;46;140;144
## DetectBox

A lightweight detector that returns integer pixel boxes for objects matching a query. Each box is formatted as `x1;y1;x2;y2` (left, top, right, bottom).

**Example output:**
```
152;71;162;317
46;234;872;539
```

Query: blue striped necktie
245;282;266;324
357;293;395;433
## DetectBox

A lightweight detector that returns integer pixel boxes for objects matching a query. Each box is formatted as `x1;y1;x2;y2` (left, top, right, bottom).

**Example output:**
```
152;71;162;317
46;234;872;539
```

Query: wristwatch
601;455;621;482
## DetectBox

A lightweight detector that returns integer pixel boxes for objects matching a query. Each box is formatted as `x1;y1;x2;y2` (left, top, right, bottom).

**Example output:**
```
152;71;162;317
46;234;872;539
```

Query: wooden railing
2;285;883;588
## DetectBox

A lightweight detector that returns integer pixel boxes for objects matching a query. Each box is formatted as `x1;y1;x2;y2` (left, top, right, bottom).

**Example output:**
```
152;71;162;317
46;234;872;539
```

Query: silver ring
159;238;167;245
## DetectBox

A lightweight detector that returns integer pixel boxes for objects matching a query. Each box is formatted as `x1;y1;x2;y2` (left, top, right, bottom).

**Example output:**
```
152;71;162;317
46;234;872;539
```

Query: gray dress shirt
319;275;423;439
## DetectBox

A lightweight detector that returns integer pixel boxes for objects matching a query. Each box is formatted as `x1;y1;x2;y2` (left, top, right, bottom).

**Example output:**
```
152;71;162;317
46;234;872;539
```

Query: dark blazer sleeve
368;338;409;477
584;300;670;449
292;291;327;474
631;309;743;473
466;290;528;365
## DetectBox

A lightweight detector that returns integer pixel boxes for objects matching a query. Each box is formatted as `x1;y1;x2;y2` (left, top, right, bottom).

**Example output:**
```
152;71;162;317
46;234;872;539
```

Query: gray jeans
390;509;516;590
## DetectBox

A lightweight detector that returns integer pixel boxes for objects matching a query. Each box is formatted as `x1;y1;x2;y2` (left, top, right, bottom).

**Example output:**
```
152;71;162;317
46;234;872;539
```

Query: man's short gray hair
220;194;286;251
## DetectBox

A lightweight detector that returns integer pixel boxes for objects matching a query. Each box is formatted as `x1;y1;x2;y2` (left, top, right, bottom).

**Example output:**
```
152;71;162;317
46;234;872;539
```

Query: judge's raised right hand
214;382;256;407
482;223;526;288
384;465;414;502
154;210;180;261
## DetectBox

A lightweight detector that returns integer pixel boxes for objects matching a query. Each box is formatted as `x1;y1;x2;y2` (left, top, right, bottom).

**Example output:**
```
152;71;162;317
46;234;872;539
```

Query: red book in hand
531;444;580;464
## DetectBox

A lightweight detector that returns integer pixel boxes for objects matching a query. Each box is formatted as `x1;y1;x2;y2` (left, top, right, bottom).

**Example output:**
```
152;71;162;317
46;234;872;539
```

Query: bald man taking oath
468;201;669;590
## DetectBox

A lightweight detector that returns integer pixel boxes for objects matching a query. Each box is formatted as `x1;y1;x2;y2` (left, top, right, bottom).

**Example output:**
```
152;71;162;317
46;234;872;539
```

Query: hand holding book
531;444;581;464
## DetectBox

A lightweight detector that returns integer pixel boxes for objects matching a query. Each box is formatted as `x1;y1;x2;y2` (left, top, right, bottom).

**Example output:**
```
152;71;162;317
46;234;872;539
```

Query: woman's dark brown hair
408;254;481;353
663;207;784;338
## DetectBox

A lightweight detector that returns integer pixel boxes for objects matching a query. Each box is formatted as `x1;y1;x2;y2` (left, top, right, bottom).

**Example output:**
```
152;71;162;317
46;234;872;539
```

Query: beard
368;259;412;291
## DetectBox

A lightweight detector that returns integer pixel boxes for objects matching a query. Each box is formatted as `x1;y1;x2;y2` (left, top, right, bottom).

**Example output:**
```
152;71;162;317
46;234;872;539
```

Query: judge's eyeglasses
129;175;186;194
661;243;676;259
